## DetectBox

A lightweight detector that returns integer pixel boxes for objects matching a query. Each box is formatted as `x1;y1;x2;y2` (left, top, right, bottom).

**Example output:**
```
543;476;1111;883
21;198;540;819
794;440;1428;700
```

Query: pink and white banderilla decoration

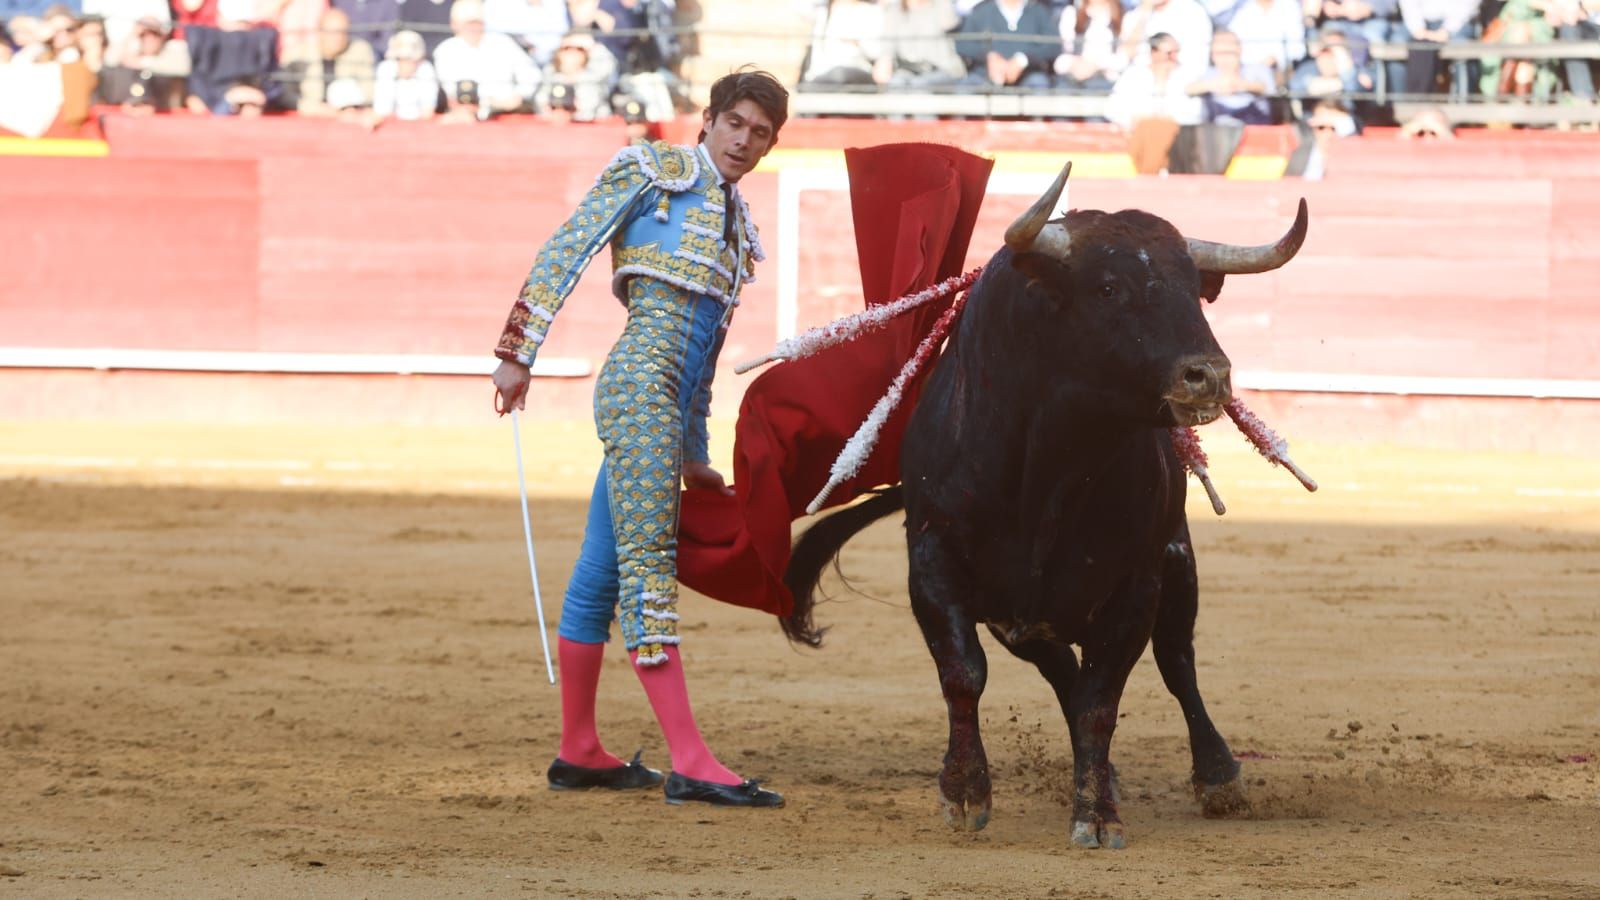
737;267;1317;517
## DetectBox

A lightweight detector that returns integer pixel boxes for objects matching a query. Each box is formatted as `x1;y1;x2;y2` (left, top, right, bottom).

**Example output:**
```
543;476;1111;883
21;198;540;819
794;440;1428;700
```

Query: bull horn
1185;198;1309;274
1005;161;1073;257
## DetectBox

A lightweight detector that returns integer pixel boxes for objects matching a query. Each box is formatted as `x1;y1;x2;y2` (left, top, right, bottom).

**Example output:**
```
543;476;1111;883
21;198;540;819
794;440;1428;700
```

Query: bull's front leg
1066;577;1159;849
1154;525;1248;817
908;536;991;832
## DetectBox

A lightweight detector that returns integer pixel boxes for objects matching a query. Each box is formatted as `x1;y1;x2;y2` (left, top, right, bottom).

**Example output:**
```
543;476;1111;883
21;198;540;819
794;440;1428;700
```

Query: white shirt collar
698;143;735;191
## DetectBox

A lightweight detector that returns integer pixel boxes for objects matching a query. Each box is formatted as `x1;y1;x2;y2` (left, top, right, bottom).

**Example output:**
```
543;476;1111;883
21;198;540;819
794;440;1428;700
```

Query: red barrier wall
2;115;1597;452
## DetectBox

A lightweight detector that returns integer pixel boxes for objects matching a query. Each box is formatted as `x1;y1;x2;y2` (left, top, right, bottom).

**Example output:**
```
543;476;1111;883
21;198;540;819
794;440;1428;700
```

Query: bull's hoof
939;791;991;832
1070;816;1127;850
1194;776;1251;818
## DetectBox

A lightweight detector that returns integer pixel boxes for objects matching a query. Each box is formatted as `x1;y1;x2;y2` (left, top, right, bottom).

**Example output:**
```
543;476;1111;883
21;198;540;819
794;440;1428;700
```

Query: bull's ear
1199;271;1226;304
1011;251;1072;294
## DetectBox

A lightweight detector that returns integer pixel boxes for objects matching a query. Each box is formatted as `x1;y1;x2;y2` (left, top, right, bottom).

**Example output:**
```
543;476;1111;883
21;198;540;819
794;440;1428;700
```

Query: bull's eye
1098;282;1119;300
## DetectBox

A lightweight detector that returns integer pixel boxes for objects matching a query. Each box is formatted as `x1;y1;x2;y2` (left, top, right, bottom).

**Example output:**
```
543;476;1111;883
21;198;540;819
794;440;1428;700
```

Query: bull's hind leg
908;538;991;832
1154;522;1248;817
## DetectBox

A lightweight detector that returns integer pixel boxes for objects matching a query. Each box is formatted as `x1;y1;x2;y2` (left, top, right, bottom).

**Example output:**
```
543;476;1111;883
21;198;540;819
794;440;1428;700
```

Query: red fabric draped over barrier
676;143;994;617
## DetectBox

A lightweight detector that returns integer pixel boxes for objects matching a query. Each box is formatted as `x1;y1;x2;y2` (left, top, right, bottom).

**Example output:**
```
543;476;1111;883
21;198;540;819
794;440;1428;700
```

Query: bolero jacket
495;140;764;461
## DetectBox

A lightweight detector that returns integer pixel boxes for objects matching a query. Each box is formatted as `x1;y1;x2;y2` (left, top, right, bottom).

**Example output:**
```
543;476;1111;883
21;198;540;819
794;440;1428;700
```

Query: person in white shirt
432;0;541;119
1119;0;1213;77
1055;0;1128;89
371;28;440;122
1224;0;1305;73
79;0;170;66
483;0;569;66
1106;31;1203;127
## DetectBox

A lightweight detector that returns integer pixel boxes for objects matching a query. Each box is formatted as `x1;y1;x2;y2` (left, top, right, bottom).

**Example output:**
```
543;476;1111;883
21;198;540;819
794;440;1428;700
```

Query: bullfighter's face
702;99;776;184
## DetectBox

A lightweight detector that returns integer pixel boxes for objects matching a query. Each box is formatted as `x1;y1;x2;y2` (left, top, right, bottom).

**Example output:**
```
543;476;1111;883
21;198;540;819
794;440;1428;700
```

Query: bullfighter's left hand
683;461;735;496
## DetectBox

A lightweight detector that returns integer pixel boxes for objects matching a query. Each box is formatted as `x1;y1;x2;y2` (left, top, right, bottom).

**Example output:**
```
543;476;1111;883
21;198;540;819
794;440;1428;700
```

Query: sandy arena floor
2;419;1597;898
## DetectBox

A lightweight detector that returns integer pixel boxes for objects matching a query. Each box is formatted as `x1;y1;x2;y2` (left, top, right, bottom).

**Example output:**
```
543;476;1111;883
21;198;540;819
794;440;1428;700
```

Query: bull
782;166;1308;849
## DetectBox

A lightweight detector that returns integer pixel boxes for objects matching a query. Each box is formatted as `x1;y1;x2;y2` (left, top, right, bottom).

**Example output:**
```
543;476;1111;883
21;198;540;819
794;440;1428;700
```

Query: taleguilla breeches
557;278;724;663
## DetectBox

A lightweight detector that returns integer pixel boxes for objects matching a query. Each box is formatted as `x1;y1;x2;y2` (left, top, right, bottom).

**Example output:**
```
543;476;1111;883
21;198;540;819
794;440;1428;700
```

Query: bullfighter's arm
495;150;652;366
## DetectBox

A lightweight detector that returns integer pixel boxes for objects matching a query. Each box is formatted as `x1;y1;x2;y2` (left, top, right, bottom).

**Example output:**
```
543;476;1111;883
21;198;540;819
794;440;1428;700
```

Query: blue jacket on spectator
185;25;283;114
955;0;1058;76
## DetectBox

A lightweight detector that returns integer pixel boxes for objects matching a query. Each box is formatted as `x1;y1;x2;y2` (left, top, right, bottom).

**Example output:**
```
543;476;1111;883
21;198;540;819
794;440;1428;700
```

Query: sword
499;387;556;685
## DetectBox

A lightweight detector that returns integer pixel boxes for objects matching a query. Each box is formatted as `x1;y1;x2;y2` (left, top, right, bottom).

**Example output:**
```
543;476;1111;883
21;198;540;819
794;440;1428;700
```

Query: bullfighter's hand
492;359;531;411
683;461;735;497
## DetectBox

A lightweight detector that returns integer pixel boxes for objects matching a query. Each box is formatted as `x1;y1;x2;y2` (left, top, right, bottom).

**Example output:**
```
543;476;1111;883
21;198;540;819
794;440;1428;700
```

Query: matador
491;71;789;808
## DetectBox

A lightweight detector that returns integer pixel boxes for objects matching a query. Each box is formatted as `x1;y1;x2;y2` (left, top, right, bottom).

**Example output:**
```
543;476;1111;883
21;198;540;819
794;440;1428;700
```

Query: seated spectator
5;15;45;60
40;3;80;60
95;15;191;111
1109;33;1203;172
1188;29;1275;122
329;0;387;57
880;0;966;88
282;6;375;113
1304;0;1402;91
1222;0;1304;73
79;0;167;65
433;0;540;120
75;11;105;70
593;0;677;75
271;0;329;65
1119;0;1211;76
0;7;98;135
1289;23;1373;96
1548;0;1598;101
1291;97;1358;179
954;0;1057;89
183;22;281;114
1305;0;1402;48
1054;0;1126;91
1107;31;1203;126
1307;94;1359;133
571;0;678;119
1479;0;1557;99
400;0;455;57
329;0;451;59
485;0;570;65
370;28;440;122
800;0;886;86
536;28;614;119
1398;0;1480;95
1397;104;1455;136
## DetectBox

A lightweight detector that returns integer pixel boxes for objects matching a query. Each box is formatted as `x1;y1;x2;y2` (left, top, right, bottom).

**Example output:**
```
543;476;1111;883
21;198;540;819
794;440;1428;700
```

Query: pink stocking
631;646;741;785
557;637;624;769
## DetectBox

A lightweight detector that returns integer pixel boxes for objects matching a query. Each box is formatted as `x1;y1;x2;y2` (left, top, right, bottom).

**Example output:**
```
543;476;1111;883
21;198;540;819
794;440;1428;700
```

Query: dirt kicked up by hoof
1196;777;1252;818
939;792;991;832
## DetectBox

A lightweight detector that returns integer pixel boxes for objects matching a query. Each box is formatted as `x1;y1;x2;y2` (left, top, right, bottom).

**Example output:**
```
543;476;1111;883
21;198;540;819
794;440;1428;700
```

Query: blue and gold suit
495;141;763;666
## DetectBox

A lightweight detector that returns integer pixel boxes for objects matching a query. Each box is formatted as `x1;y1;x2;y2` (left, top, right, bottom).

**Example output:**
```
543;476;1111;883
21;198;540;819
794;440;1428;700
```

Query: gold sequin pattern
597;277;712;657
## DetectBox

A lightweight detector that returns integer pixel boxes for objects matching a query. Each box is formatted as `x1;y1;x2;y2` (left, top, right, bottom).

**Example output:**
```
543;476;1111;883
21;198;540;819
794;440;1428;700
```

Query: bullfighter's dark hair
697;68;789;147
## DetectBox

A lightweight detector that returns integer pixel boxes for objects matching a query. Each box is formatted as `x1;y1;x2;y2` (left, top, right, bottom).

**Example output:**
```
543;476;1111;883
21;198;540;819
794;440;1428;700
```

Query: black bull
782;166;1309;849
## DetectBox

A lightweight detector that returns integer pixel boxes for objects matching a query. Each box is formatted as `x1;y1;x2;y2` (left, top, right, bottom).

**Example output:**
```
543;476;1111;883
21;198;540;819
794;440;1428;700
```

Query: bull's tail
781;486;906;648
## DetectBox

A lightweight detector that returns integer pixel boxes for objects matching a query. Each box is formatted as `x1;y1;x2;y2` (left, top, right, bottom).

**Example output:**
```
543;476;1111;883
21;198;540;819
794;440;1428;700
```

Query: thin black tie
721;182;737;247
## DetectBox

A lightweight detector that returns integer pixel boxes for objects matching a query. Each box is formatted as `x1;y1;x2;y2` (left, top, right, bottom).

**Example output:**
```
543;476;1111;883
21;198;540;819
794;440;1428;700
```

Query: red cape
677;143;993;616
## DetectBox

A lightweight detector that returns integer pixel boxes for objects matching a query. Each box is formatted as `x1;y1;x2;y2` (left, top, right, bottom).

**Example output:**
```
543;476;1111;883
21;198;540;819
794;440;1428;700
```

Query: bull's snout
1165;355;1232;426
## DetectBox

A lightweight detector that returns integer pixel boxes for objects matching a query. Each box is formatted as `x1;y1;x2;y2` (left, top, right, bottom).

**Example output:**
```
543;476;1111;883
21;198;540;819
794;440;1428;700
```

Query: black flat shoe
547;750;664;791
663;772;785;808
